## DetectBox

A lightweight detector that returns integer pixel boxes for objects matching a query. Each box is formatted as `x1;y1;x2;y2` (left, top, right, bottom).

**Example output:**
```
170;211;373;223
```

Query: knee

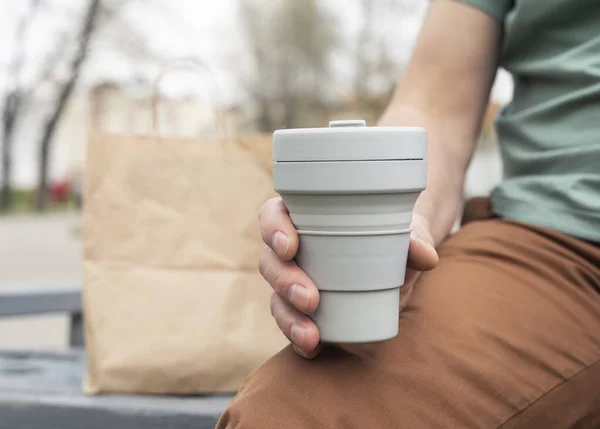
216;388;301;429
215;346;325;428
215;345;376;429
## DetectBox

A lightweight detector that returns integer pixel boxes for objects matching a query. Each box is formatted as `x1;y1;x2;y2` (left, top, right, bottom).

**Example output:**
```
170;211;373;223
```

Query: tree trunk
279;57;296;129
257;98;272;133
35;0;100;211
1;142;13;210
1;97;17;211
282;95;295;129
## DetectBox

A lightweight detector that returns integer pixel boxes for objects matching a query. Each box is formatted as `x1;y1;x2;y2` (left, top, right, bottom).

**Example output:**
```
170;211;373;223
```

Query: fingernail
414;235;435;252
419;237;435;249
424;240;438;254
290;323;306;346
272;231;290;256
293;345;309;358
288;284;311;312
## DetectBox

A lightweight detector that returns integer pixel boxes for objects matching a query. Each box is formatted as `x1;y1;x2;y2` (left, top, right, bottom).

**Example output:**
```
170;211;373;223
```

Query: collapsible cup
273;120;427;343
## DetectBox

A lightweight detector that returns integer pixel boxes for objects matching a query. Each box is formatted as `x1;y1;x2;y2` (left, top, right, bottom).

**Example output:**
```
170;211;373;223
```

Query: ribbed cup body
274;160;426;342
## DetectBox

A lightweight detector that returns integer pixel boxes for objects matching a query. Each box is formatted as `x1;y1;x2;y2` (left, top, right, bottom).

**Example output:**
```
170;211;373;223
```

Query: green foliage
0;189;74;215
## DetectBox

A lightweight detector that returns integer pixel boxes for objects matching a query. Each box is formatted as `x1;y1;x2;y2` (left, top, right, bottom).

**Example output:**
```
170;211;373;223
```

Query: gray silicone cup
273;123;427;343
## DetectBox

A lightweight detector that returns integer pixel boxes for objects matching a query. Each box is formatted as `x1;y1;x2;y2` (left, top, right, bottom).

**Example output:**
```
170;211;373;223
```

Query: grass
0;189;78;216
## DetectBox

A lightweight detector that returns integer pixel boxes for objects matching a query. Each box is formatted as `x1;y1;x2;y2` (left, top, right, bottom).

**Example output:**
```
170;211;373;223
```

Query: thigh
217;220;600;429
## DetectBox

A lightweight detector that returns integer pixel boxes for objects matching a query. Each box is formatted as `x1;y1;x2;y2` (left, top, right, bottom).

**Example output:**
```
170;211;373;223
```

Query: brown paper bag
81;61;287;395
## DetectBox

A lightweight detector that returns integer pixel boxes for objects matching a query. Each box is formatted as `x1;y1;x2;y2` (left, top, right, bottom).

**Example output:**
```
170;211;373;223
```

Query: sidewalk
0;212;82;348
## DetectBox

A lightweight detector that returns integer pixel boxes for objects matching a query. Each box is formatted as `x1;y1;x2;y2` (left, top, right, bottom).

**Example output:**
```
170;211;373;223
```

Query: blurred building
50;83;504;200
56;78;238;188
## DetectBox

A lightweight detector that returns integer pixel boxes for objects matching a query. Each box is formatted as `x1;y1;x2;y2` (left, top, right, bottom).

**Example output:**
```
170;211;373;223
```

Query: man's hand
258;197;438;359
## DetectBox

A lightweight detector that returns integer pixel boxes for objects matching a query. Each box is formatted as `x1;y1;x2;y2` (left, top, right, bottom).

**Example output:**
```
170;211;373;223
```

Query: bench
0;286;234;429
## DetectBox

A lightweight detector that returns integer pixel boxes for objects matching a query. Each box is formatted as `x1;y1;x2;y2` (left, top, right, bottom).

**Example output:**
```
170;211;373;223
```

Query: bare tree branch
36;0;101;211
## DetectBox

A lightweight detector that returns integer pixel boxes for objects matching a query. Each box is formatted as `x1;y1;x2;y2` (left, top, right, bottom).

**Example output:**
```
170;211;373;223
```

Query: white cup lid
273;119;426;162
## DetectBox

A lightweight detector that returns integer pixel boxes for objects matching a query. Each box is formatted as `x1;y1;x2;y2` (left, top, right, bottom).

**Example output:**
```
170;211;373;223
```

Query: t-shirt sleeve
454;0;514;22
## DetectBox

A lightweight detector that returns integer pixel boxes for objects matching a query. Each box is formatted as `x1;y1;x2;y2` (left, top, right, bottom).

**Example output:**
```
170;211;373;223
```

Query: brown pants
217;213;600;428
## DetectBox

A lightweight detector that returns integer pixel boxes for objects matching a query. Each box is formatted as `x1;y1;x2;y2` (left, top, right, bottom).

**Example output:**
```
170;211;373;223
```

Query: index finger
258;197;299;261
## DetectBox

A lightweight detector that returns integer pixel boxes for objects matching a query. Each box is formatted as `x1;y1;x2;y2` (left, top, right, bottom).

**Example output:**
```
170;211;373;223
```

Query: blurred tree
354;0;417;119
35;0;101;211
237;0;424;131
0;0;42;211
0;0;165;212
239;0;340;131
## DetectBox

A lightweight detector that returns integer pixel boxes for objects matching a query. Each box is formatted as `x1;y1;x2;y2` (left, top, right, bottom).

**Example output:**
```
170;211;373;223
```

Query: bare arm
378;0;503;246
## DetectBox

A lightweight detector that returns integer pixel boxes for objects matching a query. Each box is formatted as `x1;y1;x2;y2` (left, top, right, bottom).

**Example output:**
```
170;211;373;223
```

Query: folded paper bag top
272;120;427;343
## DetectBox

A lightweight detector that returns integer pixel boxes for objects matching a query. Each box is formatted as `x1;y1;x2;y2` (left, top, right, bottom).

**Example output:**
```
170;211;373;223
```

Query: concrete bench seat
0;286;234;429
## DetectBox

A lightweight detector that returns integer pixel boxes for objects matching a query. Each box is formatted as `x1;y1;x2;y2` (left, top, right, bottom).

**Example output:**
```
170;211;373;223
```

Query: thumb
407;217;439;272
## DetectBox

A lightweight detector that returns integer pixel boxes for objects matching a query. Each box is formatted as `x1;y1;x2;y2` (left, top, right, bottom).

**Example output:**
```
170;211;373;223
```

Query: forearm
377;103;471;247
374;1;502;247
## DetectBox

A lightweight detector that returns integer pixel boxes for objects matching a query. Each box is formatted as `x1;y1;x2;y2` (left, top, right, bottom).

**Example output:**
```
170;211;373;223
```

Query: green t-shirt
457;0;600;242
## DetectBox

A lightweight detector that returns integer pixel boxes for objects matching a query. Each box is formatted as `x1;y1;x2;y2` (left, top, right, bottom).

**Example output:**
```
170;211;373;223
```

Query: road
0;212;82;348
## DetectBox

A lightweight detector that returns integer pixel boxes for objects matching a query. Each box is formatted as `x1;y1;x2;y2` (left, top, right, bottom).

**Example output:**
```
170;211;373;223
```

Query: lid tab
329;119;366;128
